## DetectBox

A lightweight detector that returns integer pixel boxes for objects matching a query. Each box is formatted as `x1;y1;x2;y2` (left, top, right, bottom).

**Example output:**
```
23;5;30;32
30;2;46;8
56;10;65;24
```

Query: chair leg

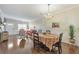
33;41;35;48
60;47;62;53
58;47;60;54
58;46;62;54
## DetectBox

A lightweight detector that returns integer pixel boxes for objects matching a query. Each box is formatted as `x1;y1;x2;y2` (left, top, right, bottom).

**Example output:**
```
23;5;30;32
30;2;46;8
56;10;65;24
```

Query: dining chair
33;32;40;49
46;30;51;34
52;33;63;54
33;32;50;52
33;32;47;51
19;29;25;39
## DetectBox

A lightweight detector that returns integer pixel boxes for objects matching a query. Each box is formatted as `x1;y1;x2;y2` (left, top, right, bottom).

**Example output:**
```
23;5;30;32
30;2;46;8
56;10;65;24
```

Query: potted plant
69;25;75;43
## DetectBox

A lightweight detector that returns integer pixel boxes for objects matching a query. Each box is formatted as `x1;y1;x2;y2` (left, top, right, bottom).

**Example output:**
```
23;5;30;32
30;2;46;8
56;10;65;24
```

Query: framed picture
52;22;59;28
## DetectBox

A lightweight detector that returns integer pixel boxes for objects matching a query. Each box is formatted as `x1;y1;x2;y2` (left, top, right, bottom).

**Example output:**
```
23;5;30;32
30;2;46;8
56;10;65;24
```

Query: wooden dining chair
33;32;47;51
52;33;63;54
33;32;50;52
33;32;40;49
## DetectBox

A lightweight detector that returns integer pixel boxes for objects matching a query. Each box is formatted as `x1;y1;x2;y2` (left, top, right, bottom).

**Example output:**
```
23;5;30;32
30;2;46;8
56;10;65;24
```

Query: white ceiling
0;4;79;22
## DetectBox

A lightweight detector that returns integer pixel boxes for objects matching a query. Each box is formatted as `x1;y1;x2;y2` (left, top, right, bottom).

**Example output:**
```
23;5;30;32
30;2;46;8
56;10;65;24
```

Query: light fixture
41;4;54;20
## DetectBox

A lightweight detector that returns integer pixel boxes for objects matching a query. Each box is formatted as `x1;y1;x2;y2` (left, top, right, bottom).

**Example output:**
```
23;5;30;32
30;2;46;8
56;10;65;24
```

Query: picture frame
52;22;59;28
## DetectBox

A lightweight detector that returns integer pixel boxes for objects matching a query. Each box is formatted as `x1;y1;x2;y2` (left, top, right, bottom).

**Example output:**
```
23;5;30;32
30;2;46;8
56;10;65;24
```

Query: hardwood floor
0;35;79;54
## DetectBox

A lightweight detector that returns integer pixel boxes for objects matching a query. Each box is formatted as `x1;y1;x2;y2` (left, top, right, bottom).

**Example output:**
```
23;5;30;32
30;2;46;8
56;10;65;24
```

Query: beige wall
31;6;79;46
44;7;79;45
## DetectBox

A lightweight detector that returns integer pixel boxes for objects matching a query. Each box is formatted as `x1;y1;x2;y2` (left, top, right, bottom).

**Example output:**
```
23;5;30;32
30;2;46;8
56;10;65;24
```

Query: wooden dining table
39;33;59;51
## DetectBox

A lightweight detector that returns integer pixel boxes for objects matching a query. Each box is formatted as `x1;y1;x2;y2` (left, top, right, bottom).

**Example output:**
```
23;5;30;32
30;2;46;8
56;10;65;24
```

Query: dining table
39;33;59;51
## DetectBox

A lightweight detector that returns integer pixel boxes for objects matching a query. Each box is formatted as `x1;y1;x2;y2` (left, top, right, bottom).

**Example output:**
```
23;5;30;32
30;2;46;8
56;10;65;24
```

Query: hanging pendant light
41;4;54;20
47;4;54;20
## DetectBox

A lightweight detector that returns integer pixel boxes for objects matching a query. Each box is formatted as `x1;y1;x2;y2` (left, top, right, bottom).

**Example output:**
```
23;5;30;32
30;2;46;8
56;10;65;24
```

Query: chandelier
41;4;54;20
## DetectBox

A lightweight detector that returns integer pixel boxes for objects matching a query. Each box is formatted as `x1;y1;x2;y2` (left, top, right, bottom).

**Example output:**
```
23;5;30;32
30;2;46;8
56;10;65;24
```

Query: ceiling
0;4;79;22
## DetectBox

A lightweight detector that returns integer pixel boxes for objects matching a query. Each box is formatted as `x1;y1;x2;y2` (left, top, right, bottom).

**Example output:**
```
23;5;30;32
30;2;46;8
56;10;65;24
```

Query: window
18;24;27;31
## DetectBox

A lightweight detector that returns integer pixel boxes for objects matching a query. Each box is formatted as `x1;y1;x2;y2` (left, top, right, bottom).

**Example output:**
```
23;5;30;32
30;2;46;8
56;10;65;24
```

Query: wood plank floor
0;35;79;54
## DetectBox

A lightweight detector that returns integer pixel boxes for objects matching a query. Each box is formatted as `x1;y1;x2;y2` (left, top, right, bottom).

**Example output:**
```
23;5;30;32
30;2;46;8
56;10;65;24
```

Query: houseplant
69;25;75;43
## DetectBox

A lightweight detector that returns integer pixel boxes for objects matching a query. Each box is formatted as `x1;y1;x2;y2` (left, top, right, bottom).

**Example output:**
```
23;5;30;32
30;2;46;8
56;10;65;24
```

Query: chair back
38;29;42;33
32;30;37;34
33;32;40;48
59;33;63;44
46;30;51;34
33;32;39;41
19;29;25;36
